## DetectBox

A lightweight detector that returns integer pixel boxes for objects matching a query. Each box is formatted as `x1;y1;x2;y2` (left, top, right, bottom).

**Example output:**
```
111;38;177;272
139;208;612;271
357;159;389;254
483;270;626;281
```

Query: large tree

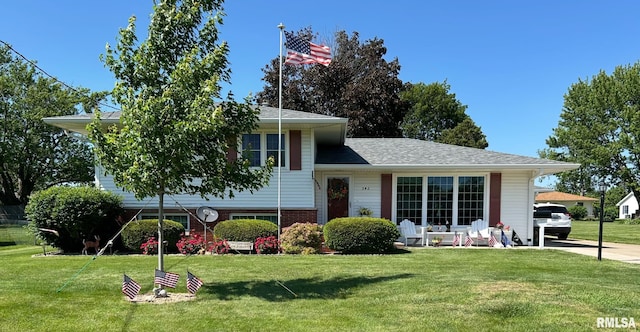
542;61;640;199
0;44;94;206
89;0;272;271
257;29;408;138
400;81;487;148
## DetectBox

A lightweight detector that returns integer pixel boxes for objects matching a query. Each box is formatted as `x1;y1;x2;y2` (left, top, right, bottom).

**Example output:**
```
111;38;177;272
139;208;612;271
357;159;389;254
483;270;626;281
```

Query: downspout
527;169;544;246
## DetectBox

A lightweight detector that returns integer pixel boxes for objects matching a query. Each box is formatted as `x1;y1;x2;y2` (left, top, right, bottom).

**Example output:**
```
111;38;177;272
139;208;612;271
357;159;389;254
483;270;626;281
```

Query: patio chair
399;219;424;246
467;219;491;246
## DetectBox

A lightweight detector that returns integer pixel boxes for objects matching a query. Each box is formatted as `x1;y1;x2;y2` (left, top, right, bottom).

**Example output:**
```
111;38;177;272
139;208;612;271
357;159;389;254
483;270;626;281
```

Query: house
43;106;580;246
616;192;639;219
535;191;599;217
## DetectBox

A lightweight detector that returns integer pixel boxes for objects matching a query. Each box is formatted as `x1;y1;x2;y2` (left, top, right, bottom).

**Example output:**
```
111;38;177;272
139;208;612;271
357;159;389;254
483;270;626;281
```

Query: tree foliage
88;0;273;268
542;61;640;199
0;45;94;205
257;29;408;138
89;0;272;201
438;117;488;149
400;81;487;148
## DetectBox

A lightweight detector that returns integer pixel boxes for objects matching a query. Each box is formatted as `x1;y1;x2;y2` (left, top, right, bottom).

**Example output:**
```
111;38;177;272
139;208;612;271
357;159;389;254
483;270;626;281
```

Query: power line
0;39;121;112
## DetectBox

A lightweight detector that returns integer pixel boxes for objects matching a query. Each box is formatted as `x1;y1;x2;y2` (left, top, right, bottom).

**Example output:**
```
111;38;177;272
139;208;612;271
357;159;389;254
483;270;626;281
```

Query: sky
2;0;640;163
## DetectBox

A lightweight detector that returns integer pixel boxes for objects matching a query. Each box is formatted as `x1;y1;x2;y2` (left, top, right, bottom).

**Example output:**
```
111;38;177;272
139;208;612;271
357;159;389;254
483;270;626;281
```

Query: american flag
489;235;498;247
187;271;203;294
477;232;484;241
452;234;460;247
464;235;474;247
284;31;331;66
122;274;141;300
155;269;180;288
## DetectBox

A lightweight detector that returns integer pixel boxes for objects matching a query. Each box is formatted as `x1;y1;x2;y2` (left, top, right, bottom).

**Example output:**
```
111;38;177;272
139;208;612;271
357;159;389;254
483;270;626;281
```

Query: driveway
543;237;640;264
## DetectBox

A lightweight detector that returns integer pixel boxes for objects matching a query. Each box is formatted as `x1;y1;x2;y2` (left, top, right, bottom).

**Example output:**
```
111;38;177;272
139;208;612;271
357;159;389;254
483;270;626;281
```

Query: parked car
533;203;572;240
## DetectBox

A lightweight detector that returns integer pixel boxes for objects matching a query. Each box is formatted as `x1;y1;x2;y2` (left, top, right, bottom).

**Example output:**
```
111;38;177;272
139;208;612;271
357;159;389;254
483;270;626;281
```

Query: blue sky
2;0;640;163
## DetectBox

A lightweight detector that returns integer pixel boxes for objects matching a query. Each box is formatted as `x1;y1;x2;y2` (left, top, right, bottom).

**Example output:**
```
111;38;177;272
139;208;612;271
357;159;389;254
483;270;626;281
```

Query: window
457;176;484;225
395;175;486;226
141;214;190;232
396;177;423;225
241;133;286;167
623;205;629;215
427;176;454;226
231;214;278;224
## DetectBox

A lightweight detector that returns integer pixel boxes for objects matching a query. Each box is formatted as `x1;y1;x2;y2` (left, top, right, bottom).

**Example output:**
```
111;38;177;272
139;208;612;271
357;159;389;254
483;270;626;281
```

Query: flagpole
277;23;284;241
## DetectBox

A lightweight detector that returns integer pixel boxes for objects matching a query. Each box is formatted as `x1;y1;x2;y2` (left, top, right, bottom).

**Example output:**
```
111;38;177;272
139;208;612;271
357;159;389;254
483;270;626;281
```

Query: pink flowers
176;232;206;255
254;236;281;254
140;237;159;255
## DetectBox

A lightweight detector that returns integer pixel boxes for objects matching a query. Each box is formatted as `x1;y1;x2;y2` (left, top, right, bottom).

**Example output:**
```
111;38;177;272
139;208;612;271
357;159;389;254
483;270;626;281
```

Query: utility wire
0;39;121;112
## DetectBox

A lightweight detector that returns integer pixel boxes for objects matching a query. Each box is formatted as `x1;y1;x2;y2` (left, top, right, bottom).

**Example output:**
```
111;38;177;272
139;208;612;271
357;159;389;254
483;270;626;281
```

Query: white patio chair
467;219;491;246
399;219;424;246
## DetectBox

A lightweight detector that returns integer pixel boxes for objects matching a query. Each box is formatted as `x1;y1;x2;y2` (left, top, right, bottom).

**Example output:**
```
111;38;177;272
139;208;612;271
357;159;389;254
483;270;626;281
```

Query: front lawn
570;220;640;245
0;243;638;331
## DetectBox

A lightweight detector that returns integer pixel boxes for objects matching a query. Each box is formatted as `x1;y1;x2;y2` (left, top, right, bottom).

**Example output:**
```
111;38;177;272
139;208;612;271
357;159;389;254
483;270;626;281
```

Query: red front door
327;177;349;221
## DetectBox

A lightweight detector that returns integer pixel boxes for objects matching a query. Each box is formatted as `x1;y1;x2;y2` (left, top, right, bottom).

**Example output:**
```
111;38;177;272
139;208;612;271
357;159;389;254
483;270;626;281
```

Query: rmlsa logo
597;317;636;328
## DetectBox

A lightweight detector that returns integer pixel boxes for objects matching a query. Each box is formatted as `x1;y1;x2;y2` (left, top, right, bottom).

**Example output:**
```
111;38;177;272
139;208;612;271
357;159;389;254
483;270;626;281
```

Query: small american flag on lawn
452;234;460;247
477;232;484;241
122;274;141;300
464;235;474;247
155;269;180;288
187;271;203;294
284;31;331;66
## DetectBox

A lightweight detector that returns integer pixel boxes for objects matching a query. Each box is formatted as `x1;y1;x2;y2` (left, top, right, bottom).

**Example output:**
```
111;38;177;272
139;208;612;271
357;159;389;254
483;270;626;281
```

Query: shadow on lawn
201;273;414;301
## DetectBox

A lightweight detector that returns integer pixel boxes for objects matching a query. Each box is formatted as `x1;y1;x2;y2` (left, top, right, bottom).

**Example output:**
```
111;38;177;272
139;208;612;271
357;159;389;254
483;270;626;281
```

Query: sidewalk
542;238;640;264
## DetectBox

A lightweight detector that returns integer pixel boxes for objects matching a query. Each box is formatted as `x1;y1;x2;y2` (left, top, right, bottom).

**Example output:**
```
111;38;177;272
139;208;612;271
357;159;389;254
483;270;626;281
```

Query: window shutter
290;130;301;170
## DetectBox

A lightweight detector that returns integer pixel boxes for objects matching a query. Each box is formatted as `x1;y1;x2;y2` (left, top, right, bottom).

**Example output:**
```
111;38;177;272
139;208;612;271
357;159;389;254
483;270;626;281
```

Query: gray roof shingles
317;138;575;167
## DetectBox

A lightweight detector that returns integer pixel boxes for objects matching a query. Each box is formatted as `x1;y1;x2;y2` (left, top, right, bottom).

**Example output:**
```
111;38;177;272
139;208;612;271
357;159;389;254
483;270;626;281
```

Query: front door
327;177;350;221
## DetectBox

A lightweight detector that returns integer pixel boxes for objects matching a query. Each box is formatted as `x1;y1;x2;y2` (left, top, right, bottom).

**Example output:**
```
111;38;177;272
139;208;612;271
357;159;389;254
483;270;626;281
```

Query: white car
533;203;572;240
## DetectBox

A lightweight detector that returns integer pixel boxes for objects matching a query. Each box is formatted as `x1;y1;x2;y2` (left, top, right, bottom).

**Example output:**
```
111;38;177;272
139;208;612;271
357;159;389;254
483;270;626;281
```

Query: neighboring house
535;191;599;217
43;106;579;246
616;192;639;219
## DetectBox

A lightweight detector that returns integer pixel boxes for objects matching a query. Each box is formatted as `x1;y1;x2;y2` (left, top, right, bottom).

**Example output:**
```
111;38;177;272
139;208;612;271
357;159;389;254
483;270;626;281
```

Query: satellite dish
196;206;219;222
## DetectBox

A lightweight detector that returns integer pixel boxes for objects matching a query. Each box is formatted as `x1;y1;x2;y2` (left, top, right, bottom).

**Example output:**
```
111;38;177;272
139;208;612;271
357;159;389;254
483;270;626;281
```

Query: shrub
568;205;588;220
323;217;400;254
25;186;123;253
176;233;206;255
255;236;281;254
280;222;323;254
121;219;184;253
213;219;277;242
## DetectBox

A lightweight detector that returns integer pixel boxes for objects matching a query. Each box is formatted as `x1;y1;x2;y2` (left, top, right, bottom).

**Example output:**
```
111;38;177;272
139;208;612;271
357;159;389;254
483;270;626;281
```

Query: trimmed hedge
121;219;185;253
323;217;400;254
281;222;323;254
25;186;123;253
213;219;277;242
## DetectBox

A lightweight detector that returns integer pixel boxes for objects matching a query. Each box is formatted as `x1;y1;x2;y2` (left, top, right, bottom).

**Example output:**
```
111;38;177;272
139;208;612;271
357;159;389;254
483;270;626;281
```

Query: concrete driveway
543;237;640;264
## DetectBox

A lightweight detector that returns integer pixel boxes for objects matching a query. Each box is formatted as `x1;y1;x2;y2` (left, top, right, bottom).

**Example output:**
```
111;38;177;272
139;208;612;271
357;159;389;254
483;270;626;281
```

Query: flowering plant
140;236;159;255
209;238;230;255
176;232;206;255
496;221;504;229
254;236;281;254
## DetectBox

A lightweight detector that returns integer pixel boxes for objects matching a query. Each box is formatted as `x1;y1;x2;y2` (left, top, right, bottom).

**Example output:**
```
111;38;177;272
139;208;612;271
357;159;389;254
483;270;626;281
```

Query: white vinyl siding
500;172;532;244
97;130;313;209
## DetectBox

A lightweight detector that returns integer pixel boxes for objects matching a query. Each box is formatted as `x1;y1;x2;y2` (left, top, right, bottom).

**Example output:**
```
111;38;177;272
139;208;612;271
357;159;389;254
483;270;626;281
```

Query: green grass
0;241;638;331
570;220;640;245
0;224;35;248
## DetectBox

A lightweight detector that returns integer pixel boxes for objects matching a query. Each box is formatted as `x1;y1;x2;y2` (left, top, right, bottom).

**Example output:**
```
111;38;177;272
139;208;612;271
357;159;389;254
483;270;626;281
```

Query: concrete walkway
542;237;640;264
